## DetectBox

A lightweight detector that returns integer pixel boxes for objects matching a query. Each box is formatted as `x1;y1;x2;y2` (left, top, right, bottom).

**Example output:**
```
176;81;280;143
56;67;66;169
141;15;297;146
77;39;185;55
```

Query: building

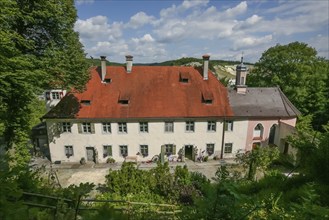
42;55;299;163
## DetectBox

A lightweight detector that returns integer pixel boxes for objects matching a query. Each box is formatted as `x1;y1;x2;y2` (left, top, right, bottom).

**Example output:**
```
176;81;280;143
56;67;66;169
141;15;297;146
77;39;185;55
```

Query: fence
22;192;181;220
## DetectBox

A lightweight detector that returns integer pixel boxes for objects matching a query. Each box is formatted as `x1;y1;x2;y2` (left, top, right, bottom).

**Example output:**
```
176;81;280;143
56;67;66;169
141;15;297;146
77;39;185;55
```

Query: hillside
86;57;254;82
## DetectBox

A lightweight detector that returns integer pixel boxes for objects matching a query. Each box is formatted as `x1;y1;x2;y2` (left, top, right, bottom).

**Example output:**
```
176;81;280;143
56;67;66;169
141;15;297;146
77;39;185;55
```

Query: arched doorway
269;124;277;145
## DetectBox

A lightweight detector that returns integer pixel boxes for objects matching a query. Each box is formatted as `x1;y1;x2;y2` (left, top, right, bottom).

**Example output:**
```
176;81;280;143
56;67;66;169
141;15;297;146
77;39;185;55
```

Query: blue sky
74;0;329;63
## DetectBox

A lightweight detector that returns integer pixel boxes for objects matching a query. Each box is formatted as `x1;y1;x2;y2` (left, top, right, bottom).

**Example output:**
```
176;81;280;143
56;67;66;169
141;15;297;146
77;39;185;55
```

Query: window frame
102;122;111;133
62;122;71;133
224;143;233;154
119;145;128;157
164;144;175;155
224;120;234;131
52;92;60;100
103;145;112;157
82;122;92;133
139;122;148;133
118;122;127;133
140;145;149;157
207;121;216;132
164;122;174;132
206;143;215;155
185;121;195;132
64;145;73;157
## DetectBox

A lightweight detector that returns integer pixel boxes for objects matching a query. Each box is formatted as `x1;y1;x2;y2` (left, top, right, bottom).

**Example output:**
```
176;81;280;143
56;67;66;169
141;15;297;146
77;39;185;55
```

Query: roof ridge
277;86;301;116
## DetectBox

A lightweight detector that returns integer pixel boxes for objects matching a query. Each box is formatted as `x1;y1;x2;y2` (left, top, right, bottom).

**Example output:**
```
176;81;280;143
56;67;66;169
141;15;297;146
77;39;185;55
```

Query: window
186;121;195;132
207;121;216;131
253;123;264;139
82;122;92;133
140;145;148;157
119;145;128;157
118;122;127;133
65;145;73;157
139;122;148;133
104;78;111;83
103;145;112;157
78;123;95;134
118;100;129;104
206;144;215;155
224;143;233;154
202;91;213;104
62;122;71;133
164;144;176;155
102;122;111;133
52;92;60;100
165;122;174;132
179;72;189;83
224;120;234;131
81;100;91;106
241;76;245;85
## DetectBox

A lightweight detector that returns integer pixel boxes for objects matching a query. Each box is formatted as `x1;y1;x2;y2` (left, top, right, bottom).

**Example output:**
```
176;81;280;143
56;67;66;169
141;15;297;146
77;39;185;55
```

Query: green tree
248;42;329;130
235;146;280;180
0;0;88;159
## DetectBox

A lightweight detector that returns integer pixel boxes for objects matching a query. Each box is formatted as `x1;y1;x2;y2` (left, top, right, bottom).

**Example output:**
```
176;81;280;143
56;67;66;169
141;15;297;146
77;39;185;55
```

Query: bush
80;157;86;165
106;157;115;164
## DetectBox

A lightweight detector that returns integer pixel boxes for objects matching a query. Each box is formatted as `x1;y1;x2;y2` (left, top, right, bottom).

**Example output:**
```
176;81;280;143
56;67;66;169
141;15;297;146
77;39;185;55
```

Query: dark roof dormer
179;71;190;83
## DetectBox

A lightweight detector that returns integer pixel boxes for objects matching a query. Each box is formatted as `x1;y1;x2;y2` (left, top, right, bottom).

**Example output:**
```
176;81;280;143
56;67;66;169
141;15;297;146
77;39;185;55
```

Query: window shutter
91;123;95;134
109;146;112;156
173;145;176;155
78;123;82;133
46;92;50;100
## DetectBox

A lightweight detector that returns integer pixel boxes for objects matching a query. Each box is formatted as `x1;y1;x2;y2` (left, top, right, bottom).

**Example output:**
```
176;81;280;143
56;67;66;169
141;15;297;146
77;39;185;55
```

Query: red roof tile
44;66;233;119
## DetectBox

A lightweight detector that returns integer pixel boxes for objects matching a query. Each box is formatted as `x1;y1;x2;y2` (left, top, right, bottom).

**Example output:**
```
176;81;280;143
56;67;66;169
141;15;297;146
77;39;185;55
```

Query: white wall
223;119;249;158
47;119;226;163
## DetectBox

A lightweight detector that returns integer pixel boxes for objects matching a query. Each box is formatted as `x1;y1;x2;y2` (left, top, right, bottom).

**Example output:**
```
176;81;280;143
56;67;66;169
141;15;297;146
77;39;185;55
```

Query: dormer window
202;91;213;104
118;92;130;105
81;100;91;106
104;78;112;83
179;72;190;83
118;99;129;105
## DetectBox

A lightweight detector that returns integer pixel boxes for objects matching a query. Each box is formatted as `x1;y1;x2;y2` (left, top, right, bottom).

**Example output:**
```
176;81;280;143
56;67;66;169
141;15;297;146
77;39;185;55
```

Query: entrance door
86;147;95;162
184;145;193;160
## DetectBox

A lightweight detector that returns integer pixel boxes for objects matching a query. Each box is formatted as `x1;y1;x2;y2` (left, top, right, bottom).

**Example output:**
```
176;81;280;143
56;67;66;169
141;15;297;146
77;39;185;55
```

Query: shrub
80;157;86;165
106;157;115;164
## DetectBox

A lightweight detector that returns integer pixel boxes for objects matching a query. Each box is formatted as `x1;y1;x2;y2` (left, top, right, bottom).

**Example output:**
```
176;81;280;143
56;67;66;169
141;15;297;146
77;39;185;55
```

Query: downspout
220;120;225;159
220;107;226;159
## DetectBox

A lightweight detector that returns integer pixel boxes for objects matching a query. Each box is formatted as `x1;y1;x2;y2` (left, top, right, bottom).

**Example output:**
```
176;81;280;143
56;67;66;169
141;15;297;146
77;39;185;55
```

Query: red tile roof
44;66;233;119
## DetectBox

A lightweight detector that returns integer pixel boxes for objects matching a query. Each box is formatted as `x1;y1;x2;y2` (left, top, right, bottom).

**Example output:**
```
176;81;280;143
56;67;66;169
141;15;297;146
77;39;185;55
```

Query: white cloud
181;0;209;10
75;0;94;5
233;35;273;51
224;1;247;17
132;34;155;44
126;12;155;29
75;16;123;42
89;40;129;58
75;0;328;63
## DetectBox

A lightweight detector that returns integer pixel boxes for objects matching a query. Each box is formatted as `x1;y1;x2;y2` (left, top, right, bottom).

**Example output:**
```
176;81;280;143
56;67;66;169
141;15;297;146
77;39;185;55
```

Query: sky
74;0;329;63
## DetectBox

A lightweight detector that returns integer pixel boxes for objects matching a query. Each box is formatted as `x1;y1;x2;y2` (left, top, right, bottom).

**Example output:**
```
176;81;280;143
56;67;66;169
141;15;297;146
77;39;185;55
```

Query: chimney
202;54;210;80
100;56;107;81
126;55;133;73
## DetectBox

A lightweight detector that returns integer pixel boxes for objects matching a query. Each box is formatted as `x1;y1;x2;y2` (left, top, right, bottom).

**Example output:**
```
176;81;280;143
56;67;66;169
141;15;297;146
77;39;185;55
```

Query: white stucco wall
223;119;249;158
47;119;228;163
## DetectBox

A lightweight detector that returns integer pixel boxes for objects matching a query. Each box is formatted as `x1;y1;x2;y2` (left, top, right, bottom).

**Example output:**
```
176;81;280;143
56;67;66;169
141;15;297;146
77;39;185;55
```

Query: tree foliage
248;42;329;129
0;0;89;155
